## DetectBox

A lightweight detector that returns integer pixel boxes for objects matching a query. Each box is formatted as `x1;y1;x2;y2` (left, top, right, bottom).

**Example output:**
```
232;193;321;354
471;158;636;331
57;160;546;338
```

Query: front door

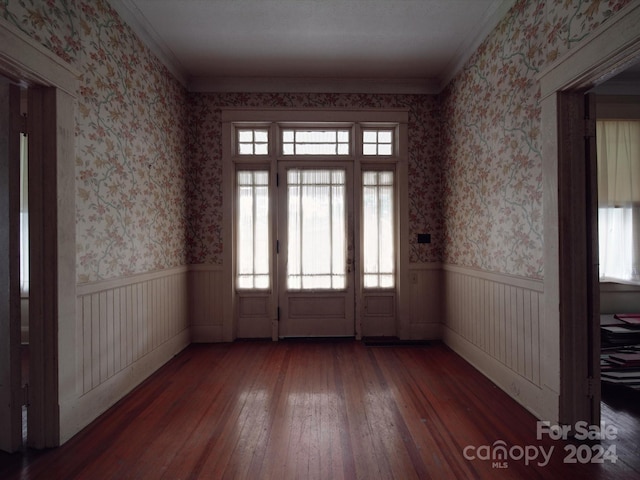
277;163;355;337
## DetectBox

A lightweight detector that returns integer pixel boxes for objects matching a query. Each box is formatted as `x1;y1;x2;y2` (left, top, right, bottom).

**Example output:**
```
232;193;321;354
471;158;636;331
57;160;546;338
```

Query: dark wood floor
2;340;639;479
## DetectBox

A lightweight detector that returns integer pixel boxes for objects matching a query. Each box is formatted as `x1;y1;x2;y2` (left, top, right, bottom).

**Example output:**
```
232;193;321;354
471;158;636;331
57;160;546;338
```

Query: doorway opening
538;3;640;428
588;63;640;434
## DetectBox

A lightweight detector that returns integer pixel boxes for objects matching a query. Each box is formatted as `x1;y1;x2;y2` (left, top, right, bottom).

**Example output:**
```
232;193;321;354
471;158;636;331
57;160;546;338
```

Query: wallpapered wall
1;0;189;283
441;0;632;279
1;0;634;284
187;93;443;266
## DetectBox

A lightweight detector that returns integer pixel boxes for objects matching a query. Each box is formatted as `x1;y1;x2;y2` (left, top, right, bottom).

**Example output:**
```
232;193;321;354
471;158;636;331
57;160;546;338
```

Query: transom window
237;128;269;155
282;129;350;156
363;129;394;156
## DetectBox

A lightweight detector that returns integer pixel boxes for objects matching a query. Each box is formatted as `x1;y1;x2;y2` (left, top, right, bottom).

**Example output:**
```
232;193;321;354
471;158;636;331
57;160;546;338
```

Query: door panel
278;163;355;337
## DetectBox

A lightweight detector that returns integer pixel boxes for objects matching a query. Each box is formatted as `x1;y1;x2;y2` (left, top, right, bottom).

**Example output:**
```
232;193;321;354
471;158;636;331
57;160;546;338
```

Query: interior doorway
538;4;640;427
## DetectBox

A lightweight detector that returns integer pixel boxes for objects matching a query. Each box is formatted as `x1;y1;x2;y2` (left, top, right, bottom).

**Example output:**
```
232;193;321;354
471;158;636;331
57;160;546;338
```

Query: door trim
537;3;640;424
277;162;356;338
0;18;78;448
222;108;409;341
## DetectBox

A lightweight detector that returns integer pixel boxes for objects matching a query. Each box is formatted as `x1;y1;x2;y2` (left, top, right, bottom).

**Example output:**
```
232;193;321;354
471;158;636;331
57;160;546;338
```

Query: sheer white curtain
236;171;270;289
597;120;640;283
287;169;346;289
20;134;29;295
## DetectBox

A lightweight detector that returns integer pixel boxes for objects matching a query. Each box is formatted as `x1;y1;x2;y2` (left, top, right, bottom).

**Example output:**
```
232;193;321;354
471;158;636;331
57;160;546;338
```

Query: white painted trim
59;328;189;444
443;264;544;292
108;0;188;87
406;322;442;340
443;326;555;421
188;263;223;272
537;2;640;426
408;262;442;271
191;325;224;343
221;108;410;124
189;76;440;94
0;18;79;95
223;109;409;340
438;0;516;91
538;3;640;99
76;265;190;295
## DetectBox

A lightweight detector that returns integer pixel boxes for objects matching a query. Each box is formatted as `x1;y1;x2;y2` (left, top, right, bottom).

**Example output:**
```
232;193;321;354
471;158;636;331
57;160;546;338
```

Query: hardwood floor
1;340;639;479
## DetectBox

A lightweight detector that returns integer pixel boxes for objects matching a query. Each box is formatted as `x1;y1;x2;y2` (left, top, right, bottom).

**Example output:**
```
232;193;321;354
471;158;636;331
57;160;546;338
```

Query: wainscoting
67;266;190;441
442;264;546;418
403;263;443;339
189;265;226;342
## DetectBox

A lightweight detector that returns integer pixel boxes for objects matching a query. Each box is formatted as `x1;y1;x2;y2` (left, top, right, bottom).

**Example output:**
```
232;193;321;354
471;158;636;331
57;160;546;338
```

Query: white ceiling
109;0;515;93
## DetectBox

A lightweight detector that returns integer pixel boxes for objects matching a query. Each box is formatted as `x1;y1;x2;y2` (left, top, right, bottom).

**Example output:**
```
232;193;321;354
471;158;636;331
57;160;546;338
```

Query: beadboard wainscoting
189;265;226;342
403;263;443;339
67;266;190;441
442;265;546;418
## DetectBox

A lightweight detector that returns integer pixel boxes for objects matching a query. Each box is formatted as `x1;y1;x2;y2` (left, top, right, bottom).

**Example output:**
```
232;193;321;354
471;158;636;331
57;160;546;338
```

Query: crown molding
438;0;515;91
108;0;189;87
188;76;440;95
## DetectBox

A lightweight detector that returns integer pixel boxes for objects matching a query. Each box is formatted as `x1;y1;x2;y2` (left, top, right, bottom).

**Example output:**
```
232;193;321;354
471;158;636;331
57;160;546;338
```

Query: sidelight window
362;170;395;288
236;170;270;289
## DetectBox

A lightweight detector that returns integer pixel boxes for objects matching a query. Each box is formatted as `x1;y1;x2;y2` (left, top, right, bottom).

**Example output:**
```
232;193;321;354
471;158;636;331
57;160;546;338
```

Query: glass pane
281;129;350;156
378;144;392;156
254;130;268;142
238;130;253;142
363;130;377;143
236;171;270;289
378;130;392;143
283;143;294;155
362;129;393;156
287;169;346;290
362;171;394;288
239;143;254;155
237;129;269;155
363;144;377;155
337;143;350;155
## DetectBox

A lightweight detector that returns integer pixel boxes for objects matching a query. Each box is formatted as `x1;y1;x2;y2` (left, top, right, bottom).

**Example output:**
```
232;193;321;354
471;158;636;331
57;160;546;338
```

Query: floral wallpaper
187;93;443;266
441;0;632;279
1;0;190;283
1;0;636;283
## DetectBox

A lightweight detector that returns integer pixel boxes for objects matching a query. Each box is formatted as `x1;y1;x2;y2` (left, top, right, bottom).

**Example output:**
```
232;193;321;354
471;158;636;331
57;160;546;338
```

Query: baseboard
442;326;554;421
59;328;190;444
191;325;224;343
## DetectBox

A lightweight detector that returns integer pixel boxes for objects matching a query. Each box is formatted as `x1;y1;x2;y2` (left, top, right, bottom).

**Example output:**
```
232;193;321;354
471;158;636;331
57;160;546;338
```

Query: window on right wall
597;119;640;283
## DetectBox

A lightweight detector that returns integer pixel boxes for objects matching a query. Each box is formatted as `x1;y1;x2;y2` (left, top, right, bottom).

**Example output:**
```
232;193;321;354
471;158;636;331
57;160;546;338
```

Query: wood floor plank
1;340;639;479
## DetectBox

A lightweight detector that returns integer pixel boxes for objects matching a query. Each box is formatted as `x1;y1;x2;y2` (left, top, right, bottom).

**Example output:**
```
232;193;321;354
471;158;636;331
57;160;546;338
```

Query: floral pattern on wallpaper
2;0;189;283
187;93;443;265
441;0;632;279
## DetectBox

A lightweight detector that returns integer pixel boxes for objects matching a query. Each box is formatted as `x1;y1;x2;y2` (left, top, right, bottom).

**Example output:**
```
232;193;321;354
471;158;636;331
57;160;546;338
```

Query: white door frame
222;108;409;341
537;3;640;424
277;161;356;337
0;18;78;449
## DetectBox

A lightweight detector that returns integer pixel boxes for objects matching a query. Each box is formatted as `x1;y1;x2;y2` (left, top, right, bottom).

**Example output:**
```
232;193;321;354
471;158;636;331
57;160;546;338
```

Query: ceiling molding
109;0;513;94
188;76;441;95
438;0;516;91
108;0;189;87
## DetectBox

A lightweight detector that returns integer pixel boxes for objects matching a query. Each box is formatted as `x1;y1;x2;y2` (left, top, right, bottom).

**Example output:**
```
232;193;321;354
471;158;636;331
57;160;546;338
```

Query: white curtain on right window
597;120;640;283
